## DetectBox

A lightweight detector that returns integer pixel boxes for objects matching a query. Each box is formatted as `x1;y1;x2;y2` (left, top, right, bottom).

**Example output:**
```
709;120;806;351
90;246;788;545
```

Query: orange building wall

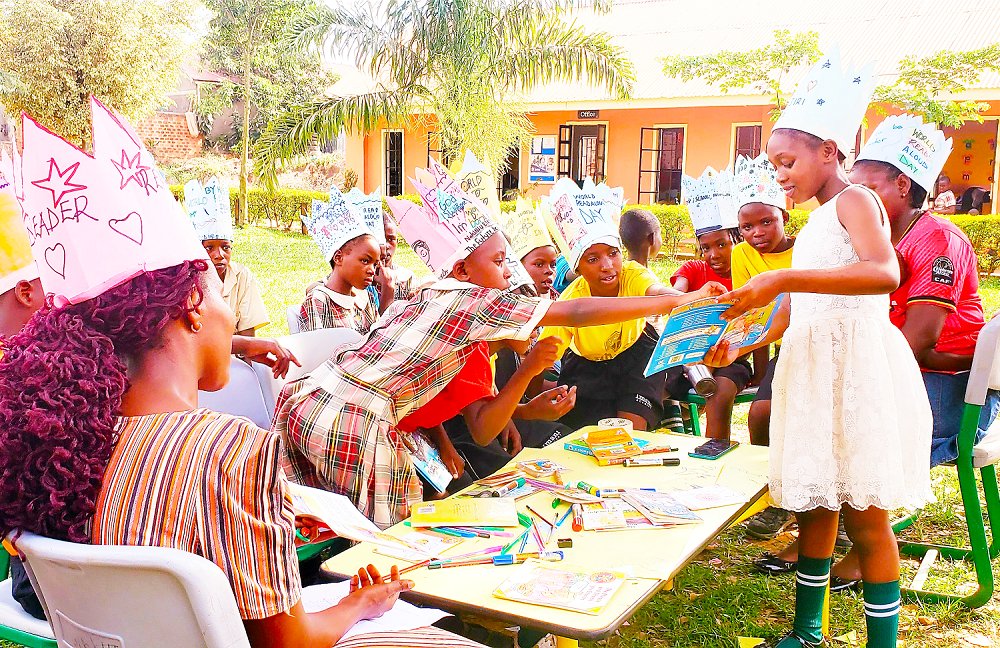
350;102;1000;214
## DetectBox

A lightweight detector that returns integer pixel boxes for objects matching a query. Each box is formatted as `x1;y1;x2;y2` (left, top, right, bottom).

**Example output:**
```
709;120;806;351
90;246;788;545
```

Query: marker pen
489;477;526;497
623;457;681;467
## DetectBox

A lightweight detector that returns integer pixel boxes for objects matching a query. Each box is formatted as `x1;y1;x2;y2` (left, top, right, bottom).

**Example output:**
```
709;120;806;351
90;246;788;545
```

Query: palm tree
253;0;634;187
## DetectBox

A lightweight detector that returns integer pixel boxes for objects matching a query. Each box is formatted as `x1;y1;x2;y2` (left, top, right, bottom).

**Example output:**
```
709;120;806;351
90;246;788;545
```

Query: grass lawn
231;225;1000;647
5;225;996;648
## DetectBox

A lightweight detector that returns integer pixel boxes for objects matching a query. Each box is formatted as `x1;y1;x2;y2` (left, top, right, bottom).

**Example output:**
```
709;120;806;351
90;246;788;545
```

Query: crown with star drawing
856;114;953;193
15;97;206;305
682;167;739;236
773;48;877;157
733;153;787;213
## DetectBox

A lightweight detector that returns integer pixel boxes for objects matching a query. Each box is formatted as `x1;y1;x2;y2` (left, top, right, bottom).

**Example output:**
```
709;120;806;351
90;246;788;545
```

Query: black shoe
765;632;829;647
746;506;795;540
753;552;797;574
829;575;861;593
835;515;852;549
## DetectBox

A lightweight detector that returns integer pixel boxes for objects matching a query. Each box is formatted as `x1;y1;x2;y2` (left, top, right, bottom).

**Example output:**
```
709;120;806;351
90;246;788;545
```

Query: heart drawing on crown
109;211;144;245
45;243;67;279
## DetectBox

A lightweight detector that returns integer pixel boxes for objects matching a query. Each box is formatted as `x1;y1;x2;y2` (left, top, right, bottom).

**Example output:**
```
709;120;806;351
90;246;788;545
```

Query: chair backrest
198;358;272;429
253;328;364;405
966;315;1000;406
14;532;251;648
286;305;302;335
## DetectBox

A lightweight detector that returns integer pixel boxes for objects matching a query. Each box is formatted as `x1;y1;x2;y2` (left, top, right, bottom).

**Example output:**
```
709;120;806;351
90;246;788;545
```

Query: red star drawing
111;149;152;194
31;159;87;208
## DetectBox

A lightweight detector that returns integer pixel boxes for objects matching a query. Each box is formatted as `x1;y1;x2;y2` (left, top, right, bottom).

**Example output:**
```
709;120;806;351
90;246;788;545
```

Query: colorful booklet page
644;294;786;375
493;560;627;615
401;430;453;493
409;497;520;528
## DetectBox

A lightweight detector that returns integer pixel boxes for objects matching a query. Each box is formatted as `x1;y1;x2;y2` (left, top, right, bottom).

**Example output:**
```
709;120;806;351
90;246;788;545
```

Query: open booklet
644;294;786;376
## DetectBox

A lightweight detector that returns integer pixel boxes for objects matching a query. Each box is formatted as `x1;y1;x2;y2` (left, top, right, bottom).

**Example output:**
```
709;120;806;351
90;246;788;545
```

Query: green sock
792;555;831;644
862;580;900;648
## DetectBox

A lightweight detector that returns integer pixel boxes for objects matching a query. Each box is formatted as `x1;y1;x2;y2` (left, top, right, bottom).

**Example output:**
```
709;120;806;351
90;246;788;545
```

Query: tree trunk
238;44;253;228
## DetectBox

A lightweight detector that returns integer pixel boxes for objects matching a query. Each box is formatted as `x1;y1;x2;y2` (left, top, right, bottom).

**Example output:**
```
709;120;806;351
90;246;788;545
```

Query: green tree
200;0;337;226
872;44;1000;127
662;31;1000;127
253;0;634;189
0;0;195;148
661;30;821;118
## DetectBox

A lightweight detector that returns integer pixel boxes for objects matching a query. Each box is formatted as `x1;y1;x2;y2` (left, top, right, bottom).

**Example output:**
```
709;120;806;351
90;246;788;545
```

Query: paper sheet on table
301;581;449;640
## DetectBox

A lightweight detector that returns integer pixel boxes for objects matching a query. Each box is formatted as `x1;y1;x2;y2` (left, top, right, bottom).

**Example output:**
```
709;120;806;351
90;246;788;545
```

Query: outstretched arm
539;282;723;328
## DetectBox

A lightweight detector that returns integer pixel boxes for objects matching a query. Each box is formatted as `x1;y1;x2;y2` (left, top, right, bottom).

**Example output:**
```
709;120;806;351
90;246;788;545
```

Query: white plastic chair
198;357;272;429
14;532;251;648
252;328;363;415
0;553;55;646
286;305;302;335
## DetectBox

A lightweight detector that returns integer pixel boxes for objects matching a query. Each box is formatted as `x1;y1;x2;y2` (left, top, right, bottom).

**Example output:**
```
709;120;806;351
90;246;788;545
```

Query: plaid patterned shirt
91;410;300;620
274;279;549;528
299;285;379;334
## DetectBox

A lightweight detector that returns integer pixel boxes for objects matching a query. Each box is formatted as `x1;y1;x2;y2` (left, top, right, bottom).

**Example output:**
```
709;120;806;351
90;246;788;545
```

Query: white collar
428;278;479;291
314;284;369;310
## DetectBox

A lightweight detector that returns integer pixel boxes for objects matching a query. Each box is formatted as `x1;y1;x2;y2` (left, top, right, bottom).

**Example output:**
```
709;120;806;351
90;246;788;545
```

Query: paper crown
303;190;373;263
498;198;555;260
733;154;787;212
0;150;38;294
543;177;621;270
773;49;876;156
856;114;953;193
682;167;739;236
342;187;386;246
184;177;233;242
454;151;500;217
15;97;207;306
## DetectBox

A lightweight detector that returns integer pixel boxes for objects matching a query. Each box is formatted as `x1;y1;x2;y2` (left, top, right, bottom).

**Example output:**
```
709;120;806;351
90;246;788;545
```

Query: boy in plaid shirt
273;178;722;528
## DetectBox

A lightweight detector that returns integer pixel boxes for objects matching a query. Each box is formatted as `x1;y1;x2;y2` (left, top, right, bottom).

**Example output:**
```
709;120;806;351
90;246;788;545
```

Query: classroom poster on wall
529;135;557;184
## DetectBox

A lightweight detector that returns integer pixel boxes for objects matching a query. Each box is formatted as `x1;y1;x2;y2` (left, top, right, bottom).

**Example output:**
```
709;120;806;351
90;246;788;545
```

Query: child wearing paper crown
298;192;383;333
0;99;494;648
661;168;752;442
540;178;679;432
498;197;560;299
272;161;722;528
184;177;270;336
704;53;932;648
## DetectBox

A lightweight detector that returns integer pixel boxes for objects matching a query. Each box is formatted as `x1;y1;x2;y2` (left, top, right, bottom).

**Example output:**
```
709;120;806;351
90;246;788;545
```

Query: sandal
829;575;861;593
753;552;797;575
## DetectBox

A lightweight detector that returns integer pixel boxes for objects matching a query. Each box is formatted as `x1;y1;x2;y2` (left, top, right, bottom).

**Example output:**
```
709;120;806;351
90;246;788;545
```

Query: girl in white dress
706;52;933;648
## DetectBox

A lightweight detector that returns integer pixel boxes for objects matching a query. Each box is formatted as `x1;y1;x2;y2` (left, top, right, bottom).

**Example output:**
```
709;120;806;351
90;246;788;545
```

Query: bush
170;185;327;231
950;215;1000;276
161;154;236;186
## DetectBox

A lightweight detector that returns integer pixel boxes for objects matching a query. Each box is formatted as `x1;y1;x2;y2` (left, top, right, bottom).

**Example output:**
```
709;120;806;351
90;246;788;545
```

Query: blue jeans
923;371;1000;467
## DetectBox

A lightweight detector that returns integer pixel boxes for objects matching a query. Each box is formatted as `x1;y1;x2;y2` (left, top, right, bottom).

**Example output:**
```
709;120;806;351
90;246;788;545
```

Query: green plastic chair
679;386;758;436
897;315;1000;608
0;548;57;648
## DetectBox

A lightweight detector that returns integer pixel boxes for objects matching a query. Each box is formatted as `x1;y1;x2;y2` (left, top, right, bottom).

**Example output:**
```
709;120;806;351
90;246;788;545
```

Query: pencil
382;558;433;582
531;519;544;550
525;504;556;529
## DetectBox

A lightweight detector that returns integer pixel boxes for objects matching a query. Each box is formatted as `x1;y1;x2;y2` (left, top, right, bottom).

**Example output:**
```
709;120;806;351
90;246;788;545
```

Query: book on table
493;560;628;615
582;427;643;466
409;497;520;528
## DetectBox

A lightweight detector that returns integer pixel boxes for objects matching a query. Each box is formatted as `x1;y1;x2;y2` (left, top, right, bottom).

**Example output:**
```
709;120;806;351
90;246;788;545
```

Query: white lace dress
769;187;934;512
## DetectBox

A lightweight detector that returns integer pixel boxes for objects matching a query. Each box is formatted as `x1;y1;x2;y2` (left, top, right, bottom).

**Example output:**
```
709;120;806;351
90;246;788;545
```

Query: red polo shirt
670;260;733;292
890;212;984;361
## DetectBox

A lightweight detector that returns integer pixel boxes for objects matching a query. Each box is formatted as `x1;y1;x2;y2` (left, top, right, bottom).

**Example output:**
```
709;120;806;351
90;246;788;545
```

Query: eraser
557;538;573;548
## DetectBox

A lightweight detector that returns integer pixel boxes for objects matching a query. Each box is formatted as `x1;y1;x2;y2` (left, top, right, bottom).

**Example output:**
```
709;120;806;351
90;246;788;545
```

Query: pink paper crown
15;97;207;305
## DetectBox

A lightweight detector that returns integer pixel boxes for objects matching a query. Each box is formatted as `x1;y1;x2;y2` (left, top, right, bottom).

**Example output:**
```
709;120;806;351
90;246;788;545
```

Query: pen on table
595;487;657;498
442;544;505;562
554;505;574;530
530;519;545;551
489;477;526;497
518;528;530;552
641;446;679;455
525;504;556;529
438;526;490;538
501;528;531;555
451;527;516;537
623;457;682;468
430;550;565;569
424;526;477;538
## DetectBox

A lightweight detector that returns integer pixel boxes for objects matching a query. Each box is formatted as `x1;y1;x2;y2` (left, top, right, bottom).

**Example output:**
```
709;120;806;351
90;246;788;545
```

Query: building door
383;130;404;196
557;124;607;186
638;126;685;205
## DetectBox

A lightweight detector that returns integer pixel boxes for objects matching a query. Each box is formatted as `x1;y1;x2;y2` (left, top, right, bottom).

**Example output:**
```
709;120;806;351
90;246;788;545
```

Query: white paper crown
342;187;386;246
856;114;953;193
682;167;739;236
184;176;233;242
15;97;207;306
303;191;373;263
0;149;38;294
455;151;500;217
774;49;876;156
543;177;621;269
733;154;787;212
498;198;555;260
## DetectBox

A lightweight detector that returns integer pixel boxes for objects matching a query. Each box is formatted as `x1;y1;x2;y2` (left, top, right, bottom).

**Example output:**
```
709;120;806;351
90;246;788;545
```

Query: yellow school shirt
730;241;794;289
542;260;657;362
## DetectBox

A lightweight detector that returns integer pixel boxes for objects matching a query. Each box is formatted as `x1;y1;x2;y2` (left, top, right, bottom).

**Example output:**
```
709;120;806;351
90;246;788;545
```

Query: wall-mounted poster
529;135;557;184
